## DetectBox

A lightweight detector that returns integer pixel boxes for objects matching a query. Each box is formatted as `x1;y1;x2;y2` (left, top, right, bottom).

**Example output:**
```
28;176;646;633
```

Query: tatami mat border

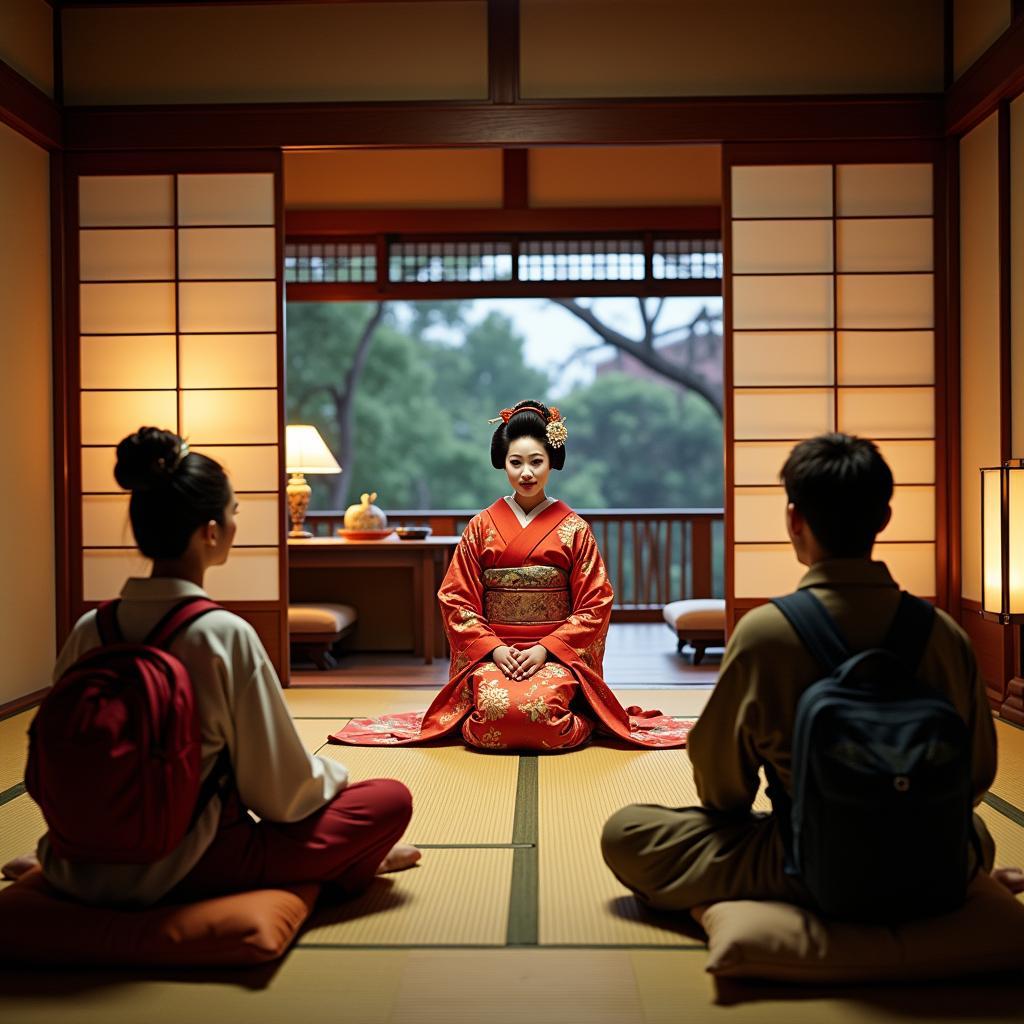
0;782;26;807
984;792;1024;829
507;755;539;946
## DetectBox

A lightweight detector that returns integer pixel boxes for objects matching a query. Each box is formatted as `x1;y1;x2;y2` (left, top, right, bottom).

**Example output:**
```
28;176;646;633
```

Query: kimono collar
502;494;556;528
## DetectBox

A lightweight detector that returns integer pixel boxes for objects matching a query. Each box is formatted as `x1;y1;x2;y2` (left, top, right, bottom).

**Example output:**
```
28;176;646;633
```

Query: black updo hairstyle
114;427;232;560
490;399;565;471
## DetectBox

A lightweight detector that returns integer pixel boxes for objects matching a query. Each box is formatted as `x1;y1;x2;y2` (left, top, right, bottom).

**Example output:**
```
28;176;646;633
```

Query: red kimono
330;499;692;750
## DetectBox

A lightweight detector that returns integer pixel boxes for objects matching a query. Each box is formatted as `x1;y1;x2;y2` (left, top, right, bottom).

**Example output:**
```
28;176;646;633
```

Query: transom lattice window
652;238;723;280
389;241;514;283
285;234;722;291
285;241;376;283
518;238;645;281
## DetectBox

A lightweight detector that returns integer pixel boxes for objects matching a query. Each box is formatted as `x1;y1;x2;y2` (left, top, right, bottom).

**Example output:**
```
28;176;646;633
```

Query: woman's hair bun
114;427;184;492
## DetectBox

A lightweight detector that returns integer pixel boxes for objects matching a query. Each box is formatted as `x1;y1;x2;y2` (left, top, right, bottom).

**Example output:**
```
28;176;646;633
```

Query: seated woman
334;401;690;751
6;428;419;905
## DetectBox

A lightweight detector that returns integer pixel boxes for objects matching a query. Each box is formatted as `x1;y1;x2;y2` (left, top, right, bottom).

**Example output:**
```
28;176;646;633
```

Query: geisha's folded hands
510;644;548;681
492;645;520;678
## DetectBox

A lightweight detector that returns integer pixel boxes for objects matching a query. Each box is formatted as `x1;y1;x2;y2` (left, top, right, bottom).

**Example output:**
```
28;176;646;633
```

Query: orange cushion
0;868;319;967
696;872;1024;982
663;599;726;631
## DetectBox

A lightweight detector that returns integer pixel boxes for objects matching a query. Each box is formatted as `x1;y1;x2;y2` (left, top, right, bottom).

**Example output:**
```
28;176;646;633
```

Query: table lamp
286;424;341;538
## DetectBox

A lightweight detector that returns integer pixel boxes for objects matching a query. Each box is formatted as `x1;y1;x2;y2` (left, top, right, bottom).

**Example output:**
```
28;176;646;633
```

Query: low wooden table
287;535;461;664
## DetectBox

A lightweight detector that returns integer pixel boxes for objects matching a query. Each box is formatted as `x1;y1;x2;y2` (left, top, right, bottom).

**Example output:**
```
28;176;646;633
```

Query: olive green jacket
688;559;997;814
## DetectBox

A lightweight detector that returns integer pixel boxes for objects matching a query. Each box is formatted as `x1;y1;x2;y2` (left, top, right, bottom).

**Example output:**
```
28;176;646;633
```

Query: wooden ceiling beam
945;15;1024;136
285;206;722;236
0;59;62;150
64;94;943;151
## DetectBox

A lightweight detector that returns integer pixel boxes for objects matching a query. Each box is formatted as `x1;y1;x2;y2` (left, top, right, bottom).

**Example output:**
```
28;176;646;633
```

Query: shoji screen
72;164;287;673
727;158;938;621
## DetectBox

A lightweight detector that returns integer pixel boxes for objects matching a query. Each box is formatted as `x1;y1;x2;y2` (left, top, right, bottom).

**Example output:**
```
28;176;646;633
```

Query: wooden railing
304;508;724;620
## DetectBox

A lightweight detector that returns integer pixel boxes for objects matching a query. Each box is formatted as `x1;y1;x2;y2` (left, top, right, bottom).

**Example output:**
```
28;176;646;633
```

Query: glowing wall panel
732;332;833;387
80;335;177;390
728;161;937;607
734;544;805;598
733;441;799;485
76;171;282;604
191;445;280;492
82;550;152;601
837;331;934;385
78;175;173;227
732;220;832;274
732;275;834;330
79;229;175;281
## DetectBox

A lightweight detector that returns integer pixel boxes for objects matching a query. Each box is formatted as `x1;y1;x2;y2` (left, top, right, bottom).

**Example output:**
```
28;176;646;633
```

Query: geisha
330;400;691;751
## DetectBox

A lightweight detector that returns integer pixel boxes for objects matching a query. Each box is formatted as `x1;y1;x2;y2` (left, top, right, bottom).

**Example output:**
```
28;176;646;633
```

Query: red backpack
26;596;227;864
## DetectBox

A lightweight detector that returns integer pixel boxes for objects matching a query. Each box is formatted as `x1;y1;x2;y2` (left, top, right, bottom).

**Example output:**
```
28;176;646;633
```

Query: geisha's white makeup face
505;436;551;508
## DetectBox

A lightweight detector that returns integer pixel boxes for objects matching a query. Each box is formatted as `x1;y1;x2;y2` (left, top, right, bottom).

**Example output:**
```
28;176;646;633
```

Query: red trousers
170;779;412;901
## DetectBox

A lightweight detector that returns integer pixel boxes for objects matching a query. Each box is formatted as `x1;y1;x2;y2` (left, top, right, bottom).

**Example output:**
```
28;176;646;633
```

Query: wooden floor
2;637;1024;1023
291;621;720;688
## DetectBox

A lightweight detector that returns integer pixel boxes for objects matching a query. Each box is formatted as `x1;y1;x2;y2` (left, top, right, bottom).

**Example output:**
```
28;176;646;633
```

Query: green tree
556;373;723;508
286;301;553;513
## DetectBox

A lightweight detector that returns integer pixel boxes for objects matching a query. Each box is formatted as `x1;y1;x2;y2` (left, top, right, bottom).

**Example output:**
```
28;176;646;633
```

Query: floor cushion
0;868;320;967
288;603;357;633
695;871;1024;982
662;599;726;631
289;603;358;670
663;598;726;664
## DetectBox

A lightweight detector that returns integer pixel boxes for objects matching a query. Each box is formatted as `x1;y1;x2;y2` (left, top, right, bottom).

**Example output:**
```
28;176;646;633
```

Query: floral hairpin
545;408;568;449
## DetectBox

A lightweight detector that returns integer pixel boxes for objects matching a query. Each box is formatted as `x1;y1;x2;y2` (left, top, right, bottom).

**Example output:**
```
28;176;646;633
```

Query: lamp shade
285;424;341;475
981;459;1024;622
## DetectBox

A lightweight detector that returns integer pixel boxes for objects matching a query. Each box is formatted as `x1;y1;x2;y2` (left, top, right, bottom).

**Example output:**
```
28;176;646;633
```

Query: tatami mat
299;847;513;947
318;744;519;845
992;719;1024;809
979;801;1024;880
0;710;32;793
613;688;712;716
630;948;1024;1024
0;792;45;868
391;949;647;1024
538;748;770;946
292;718;347;755
0;949;406;1024
282;687;436;718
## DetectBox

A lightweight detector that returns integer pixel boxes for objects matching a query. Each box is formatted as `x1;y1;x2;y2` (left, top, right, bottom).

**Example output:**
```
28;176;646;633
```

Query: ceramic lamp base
287;472;313;539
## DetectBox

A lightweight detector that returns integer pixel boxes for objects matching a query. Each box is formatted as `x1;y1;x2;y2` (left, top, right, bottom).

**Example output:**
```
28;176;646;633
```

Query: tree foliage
286;300;723;514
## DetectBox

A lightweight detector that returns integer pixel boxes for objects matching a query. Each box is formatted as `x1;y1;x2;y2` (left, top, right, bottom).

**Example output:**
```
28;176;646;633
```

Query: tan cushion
0;868;319;967
663;599;726;631
697;872;1024;982
288;602;357;634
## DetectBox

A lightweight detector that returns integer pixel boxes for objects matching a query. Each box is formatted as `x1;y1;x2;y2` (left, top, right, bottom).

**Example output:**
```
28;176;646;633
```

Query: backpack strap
145;597;222;650
95;600;123;645
882;591;936;671
188;745;232;832
771;589;850;673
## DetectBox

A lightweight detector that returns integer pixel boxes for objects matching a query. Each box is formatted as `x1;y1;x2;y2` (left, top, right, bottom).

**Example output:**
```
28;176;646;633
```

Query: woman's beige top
37;577;349;906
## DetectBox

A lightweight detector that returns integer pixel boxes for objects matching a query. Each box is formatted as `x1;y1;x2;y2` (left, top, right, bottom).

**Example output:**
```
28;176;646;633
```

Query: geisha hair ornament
157;440;190;475
487;404;569;449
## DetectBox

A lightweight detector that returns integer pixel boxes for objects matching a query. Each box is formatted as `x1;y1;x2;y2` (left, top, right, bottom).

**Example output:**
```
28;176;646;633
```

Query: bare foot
376;843;421;874
992;866;1024;894
2;854;39;881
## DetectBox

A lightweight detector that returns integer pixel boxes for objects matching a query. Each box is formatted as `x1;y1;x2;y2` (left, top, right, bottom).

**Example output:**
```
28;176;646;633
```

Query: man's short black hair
779;433;893;558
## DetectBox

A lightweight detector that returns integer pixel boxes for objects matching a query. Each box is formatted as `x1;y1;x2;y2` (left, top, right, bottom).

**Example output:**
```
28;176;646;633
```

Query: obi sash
483;565;570;645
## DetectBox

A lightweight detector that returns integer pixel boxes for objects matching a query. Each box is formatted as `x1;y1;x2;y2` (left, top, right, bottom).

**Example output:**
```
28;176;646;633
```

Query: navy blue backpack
769;589;978;923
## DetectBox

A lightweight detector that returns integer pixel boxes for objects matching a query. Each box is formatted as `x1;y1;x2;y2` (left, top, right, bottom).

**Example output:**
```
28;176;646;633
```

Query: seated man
602;433;1021;914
